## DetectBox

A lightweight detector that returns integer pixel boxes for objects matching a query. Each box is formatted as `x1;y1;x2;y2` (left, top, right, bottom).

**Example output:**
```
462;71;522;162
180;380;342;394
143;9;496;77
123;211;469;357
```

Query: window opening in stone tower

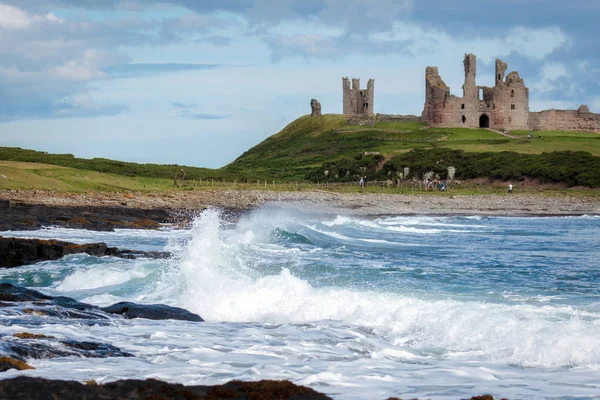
461;115;466;123
511;90;515;98
479;88;483;100
461;104;465;109
511;104;516;110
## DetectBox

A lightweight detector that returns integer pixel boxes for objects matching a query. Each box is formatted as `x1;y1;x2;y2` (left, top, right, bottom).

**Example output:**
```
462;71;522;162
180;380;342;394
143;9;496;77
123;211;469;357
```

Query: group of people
359;176;368;188
424;178;446;192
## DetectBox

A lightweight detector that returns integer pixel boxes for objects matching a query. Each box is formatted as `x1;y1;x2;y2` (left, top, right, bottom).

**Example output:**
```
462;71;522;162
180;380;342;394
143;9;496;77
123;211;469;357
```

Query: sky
1;0;599;168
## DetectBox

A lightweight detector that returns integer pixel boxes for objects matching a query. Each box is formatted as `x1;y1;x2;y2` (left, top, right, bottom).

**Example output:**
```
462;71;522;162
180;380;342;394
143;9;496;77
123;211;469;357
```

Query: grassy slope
224;115;600;179
0;161;175;192
2;114;600;187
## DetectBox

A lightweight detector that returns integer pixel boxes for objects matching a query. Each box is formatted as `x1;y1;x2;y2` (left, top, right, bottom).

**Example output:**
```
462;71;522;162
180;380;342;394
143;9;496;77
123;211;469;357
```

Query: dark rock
0;284;93;309
59;340;134;358
0;237;171;268
116;250;171;260
0;284;203;322
0;203;172;232
0;377;333;399
101;302;204;322
0;285;205;366
4;335;133;360
0;357;34;372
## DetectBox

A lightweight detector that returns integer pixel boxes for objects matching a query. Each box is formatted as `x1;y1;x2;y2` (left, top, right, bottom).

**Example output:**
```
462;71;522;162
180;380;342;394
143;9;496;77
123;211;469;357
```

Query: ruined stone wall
422;67;453;126
491;71;529;130
422;53;531;131
342;77;374;115
375;114;422;122
529;106;600;133
463;54;477;100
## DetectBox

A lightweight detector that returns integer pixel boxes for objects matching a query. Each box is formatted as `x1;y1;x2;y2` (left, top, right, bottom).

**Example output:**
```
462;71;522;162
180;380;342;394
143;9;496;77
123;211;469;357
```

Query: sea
1;207;599;400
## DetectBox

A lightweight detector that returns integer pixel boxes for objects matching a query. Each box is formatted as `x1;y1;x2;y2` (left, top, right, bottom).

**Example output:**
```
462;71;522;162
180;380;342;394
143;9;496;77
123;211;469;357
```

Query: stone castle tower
422;54;529;130
343;77;374;115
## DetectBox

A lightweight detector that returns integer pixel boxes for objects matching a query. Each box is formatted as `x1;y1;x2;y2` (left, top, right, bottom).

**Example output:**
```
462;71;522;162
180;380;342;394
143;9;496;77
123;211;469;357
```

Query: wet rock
0;203;171;232
0;237;171;268
0;377;333;399
0;357;34;372
101;302;204;322
12;332;54;340
3;334;133;360
0;285;206;366
0;284;93;310
117;250;171;260
0;284;203;322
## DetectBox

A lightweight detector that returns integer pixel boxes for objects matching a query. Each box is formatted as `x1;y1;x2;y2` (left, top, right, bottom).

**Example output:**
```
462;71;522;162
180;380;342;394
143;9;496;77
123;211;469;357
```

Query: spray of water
151;209;600;369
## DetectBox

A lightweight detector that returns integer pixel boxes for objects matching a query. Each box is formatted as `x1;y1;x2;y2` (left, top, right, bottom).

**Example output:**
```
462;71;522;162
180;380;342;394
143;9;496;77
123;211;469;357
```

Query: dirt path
485;128;520;139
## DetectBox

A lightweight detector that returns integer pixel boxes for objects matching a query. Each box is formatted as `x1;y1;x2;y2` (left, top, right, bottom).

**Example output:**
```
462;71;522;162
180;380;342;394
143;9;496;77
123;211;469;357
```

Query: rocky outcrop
4;335;133;363
0;357;34;372
0;202;171;232
0;284;203;322
0;377;509;399
310;99;322;117
101;302;204;322
0;285;203;370
0;237;170;268
0;377;333;400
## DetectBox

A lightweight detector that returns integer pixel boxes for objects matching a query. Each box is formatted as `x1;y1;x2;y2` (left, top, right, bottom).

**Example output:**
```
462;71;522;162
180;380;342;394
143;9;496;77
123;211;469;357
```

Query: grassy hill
224;114;600;186
1;114;600;189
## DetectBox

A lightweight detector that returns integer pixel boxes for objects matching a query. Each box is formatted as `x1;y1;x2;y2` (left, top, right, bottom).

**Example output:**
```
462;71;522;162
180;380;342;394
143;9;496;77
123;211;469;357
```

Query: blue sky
0;0;598;167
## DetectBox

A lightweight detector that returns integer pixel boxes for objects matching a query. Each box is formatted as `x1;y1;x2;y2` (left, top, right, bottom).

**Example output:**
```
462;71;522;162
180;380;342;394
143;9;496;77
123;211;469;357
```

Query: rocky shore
0;284;506;399
0;237;170;268
1;190;599;224
0;283;203;373
0;189;594;400
0;377;507;400
0;199;173;231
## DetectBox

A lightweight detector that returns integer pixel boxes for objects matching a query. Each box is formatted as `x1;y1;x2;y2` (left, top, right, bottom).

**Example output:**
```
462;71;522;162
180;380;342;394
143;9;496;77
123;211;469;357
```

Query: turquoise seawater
1;208;599;399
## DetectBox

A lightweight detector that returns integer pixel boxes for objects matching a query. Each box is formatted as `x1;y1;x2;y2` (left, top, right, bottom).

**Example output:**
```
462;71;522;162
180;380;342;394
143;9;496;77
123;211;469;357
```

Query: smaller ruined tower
342;77;374;115
462;53;477;100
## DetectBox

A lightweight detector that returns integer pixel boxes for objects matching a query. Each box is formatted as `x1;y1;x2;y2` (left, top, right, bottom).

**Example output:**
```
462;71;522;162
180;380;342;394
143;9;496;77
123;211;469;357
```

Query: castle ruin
422;53;600;132
343;77;374;115
422;54;529;130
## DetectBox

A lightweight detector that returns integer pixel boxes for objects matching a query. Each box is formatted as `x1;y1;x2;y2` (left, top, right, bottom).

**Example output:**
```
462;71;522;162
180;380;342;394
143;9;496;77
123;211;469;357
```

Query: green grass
0;161;175;192
1;161;599;196
225;115;600;182
2;113;600;188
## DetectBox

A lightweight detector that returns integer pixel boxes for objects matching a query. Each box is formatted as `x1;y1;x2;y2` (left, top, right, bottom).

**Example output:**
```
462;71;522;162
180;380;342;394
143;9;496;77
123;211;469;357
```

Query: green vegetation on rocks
311;148;600;187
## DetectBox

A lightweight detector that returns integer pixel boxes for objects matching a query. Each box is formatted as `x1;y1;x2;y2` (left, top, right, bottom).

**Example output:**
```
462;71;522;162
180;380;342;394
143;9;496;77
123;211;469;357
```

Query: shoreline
0;190;598;222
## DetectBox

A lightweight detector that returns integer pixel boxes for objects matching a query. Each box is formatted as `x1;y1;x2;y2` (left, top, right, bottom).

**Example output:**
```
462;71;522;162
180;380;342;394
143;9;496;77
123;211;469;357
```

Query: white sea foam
56;263;151;291
385;225;443;234
150;209;600;370
4;209;600;400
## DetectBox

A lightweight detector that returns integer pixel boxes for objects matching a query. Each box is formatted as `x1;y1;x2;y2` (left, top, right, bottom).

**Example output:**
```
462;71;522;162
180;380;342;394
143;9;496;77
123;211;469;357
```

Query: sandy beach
2;189;599;217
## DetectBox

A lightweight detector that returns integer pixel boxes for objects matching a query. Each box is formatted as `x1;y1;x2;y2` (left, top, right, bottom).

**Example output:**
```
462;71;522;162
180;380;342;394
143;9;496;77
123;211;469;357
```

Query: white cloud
531;62;570;93
0;4;62;29
530;99;578;112
372;23;568;62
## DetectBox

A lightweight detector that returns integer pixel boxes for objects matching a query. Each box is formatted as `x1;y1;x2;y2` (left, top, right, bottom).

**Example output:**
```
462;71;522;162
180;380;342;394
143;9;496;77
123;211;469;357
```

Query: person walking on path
359;176;364;188
508;183;513;194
